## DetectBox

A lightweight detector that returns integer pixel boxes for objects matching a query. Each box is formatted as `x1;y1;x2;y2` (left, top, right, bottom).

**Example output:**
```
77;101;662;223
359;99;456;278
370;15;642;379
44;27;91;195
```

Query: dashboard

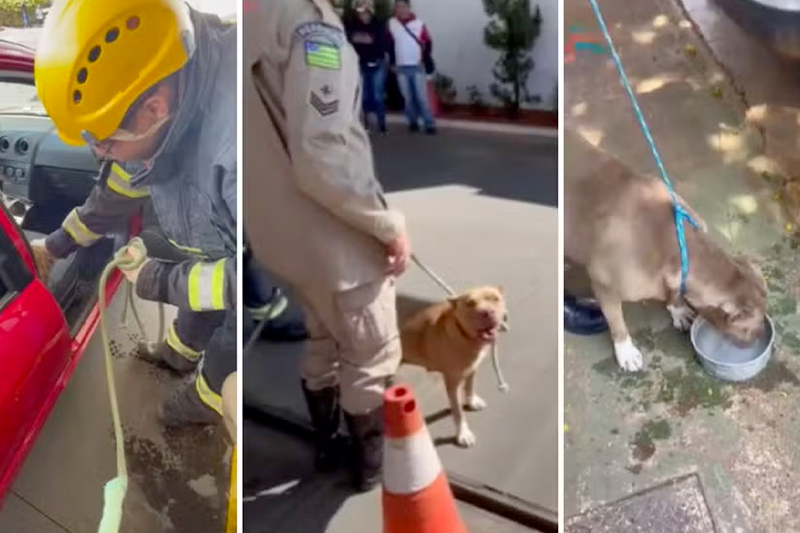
0;114;99;206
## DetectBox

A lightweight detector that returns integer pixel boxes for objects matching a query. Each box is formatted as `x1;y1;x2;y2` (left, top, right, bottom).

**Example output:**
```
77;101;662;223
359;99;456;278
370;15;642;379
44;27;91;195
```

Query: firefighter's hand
385;232;411;277
30;239;56;282
121;245;149;285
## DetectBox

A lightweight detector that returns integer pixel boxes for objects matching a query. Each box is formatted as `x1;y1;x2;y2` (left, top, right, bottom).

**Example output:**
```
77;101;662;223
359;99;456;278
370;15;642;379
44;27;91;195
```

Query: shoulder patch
295;21;345;47
304;41;342;70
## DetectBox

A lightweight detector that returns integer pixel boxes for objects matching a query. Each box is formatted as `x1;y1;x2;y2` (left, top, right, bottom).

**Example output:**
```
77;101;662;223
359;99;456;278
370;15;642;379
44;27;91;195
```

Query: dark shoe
564;295;608;335
158;378;220;428
137;341;198;375
425;126;437;135
344;409;384;492
408;123;420;133
261;317;309;343
302;381;345;473
247;288;288;322
379;126;388;136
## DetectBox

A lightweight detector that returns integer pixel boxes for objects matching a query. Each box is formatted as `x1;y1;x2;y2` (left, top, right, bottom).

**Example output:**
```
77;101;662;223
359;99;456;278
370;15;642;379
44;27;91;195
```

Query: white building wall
411;0;558;110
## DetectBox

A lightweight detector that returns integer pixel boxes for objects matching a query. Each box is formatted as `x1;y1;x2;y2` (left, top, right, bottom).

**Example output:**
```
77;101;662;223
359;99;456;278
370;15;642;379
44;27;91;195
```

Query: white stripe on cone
383;427;443;495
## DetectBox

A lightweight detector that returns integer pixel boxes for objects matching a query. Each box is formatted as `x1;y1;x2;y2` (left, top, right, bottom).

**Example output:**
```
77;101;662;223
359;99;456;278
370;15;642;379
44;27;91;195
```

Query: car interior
0;113;127;336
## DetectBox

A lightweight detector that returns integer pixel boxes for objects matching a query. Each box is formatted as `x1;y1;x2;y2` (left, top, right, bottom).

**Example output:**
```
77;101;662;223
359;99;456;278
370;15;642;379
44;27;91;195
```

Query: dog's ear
496;285;504;295
447;296;459;306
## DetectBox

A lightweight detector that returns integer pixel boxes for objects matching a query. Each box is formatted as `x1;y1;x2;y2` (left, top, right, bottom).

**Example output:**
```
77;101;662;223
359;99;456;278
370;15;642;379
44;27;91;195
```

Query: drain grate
566;474;715;533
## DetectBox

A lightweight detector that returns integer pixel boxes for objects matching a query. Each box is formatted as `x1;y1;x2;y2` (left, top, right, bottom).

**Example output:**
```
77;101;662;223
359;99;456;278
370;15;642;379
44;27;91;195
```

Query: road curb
385;114;558;138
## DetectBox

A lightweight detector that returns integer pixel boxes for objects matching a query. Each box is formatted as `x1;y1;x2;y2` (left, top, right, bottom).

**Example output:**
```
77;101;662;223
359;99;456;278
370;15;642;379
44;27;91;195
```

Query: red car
0;39;136;504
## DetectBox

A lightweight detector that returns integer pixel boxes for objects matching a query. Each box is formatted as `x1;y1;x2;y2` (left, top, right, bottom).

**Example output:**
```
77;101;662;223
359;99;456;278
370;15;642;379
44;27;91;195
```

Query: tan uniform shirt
243;0;406;294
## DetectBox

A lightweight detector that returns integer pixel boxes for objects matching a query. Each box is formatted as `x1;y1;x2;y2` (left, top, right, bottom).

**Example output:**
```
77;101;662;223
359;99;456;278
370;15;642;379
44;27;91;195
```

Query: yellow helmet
34;0;195;146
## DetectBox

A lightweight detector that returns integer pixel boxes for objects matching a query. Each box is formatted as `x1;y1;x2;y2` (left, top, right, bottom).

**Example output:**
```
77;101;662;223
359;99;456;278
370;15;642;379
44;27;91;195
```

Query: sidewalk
564;0;800;532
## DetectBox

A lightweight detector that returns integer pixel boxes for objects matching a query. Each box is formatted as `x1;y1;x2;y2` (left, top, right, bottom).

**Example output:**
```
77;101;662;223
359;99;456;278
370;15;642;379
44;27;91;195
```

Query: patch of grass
632;328;656;352
658;366;732;416
630;418;672;462
769;295;797;317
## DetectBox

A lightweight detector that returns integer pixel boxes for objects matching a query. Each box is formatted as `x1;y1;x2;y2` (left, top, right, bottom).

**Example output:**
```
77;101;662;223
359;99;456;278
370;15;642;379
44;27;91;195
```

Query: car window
0;79;45;115
0;268;7;303
0;207;33;311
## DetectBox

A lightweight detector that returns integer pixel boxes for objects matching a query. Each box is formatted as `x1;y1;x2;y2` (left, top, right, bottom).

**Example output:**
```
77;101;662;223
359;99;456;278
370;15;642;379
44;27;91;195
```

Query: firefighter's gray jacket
45;9;237;313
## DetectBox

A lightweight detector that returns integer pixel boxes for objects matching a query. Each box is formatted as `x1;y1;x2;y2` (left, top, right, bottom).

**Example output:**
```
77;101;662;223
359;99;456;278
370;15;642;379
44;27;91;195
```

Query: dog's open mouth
479;326;500;341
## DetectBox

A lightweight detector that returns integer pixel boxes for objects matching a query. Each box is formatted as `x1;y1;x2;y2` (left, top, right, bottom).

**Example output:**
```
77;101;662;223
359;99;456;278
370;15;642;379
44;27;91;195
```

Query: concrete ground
565;0;800;532
0;295;231;533
243;128;558;531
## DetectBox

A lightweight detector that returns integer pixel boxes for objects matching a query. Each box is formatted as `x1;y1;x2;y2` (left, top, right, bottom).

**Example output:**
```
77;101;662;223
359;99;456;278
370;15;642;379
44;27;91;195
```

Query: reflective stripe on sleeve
188;259;227;311
106;163;149;199
165;322;202;361
195;372;223;415
62;208;102;246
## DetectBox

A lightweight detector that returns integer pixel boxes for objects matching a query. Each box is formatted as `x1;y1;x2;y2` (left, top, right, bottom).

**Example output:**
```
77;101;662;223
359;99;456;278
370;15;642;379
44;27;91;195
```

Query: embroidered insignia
295;22;345;46
310;91;339;117
304;41;341;70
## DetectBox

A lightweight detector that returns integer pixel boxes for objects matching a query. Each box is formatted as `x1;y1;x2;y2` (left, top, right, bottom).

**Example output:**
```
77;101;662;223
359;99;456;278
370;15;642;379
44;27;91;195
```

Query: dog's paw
465;395;487;412
613;337;645;372
667;303;696;331
456;425;477;448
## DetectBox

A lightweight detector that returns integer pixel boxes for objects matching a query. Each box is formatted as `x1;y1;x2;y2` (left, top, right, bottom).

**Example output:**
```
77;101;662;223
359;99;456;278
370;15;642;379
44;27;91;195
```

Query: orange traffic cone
382;384;468;533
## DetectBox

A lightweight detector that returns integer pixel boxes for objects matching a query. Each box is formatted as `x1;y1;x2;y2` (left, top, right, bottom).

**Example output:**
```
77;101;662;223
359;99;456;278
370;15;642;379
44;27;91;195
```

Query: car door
0;200;70;499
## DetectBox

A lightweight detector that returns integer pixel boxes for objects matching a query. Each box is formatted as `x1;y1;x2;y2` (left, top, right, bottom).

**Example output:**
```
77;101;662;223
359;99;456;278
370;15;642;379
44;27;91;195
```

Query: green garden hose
96;237;163;533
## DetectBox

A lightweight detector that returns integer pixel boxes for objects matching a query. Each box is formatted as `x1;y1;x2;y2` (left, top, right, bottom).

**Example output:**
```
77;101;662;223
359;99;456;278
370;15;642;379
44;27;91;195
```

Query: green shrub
0;0;49;28
482;0;542;115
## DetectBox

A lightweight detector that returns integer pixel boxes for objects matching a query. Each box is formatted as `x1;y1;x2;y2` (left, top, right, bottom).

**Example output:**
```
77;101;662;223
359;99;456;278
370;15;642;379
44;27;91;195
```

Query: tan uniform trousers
298;276;401;415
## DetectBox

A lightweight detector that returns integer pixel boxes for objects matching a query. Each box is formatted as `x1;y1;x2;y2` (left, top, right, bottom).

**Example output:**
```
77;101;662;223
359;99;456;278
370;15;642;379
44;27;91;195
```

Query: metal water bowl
715;0;800;58
690;314;775;382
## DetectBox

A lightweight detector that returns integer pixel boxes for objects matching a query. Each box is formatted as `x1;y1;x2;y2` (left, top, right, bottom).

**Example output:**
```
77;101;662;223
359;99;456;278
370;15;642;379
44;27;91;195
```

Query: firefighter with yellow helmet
31;0;238;427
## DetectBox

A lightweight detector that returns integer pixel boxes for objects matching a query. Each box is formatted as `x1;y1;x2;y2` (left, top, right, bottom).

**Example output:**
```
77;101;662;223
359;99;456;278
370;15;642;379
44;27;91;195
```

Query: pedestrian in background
346;0;389;134
21;2;30;28
387;0;437;134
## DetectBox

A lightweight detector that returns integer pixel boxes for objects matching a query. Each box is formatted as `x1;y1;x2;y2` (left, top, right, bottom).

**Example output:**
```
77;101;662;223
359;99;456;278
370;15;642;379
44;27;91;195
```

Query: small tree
482;0;542;116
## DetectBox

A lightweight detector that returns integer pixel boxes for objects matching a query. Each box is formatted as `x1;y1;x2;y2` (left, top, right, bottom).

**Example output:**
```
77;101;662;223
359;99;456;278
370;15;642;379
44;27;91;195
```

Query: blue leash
585;0;700;296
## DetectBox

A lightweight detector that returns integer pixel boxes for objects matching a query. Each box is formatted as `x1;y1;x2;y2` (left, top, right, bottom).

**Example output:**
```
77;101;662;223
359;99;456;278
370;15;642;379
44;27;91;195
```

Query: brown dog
565;130;767;372
400;286;507;447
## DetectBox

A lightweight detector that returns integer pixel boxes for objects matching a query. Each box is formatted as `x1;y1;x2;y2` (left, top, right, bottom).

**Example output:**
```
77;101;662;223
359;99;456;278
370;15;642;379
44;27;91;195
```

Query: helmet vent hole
105;27;120;43
126;16;140;30
73;90;82;104
77;68;88;84
88;45;101;63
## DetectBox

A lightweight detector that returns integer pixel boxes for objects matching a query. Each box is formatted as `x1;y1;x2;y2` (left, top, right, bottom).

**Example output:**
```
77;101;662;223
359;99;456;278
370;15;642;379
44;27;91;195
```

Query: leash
97;237;162;533
586;0;700;296
376;193;510;392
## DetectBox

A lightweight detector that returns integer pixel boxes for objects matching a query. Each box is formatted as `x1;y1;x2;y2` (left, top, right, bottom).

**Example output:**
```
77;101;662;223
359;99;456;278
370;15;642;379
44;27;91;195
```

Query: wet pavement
565;0;800;532
0;294;231;533
243;128;558;531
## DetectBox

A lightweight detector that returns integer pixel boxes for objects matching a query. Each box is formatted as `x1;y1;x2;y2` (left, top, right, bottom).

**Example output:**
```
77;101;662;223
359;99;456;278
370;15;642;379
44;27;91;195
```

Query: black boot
301;381;344;473
137;341;198;375
344;408;384;492
158;377;220;428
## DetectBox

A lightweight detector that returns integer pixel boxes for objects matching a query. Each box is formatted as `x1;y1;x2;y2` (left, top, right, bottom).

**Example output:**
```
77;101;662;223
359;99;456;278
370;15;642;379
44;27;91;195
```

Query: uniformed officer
244;0;410;491
31;0;238;428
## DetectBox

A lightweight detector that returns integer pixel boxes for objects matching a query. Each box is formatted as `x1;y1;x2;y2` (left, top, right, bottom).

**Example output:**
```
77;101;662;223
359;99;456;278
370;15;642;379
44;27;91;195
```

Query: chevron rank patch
309;90;339;117
304;41;341;70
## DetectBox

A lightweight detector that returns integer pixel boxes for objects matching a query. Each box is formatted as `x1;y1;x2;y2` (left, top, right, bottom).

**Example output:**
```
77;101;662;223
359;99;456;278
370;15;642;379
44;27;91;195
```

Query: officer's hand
385;233;411;276
30;239;56;282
